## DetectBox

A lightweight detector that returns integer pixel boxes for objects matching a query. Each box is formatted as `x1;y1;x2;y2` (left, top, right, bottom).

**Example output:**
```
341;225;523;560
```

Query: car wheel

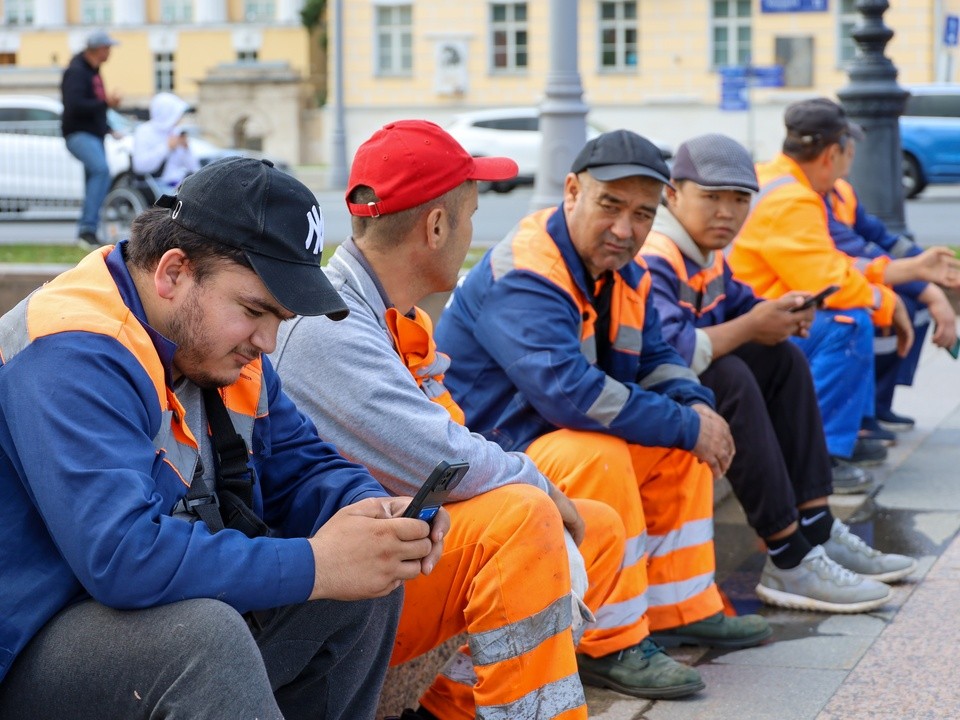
101;187;148;244
902;153;926;199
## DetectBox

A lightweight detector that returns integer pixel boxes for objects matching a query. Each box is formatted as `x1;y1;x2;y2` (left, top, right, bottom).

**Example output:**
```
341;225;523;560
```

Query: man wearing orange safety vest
727;98;914;468
272;120;699;720
0;158;435;718
435;129;772;692
641;133;915;614
826;145;960;442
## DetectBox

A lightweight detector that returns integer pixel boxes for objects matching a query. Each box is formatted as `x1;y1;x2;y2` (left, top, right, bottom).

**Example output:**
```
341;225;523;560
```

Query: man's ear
424;205;447;251
664;183;679;209
153;248;192;301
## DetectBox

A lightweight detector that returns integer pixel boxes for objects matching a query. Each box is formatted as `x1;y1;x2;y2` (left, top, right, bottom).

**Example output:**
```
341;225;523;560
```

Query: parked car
0;94;276;215
900;84;960;199
445;107;673;193
0;94;133;212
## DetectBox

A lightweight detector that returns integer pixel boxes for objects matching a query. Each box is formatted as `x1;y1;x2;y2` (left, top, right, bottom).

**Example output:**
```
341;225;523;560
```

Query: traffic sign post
718;64;785;158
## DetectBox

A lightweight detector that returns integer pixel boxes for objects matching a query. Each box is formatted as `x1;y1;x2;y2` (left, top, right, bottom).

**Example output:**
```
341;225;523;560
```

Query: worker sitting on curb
728;97;915;471
271;120;705;718
641;132;916;613
435;129;772;682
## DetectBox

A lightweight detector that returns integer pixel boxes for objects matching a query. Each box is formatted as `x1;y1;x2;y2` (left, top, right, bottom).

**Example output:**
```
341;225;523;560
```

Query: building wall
324;0;950;164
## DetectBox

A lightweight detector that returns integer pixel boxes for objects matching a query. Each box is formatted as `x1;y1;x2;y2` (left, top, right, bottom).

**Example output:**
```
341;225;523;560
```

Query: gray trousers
0;589;403;720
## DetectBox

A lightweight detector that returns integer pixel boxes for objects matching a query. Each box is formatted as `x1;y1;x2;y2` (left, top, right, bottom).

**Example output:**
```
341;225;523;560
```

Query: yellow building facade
2;0;955;164
0;0;311;106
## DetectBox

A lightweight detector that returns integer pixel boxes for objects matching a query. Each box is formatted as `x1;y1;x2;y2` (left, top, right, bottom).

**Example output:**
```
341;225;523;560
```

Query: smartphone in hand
790;284;841;313
402;460;470;525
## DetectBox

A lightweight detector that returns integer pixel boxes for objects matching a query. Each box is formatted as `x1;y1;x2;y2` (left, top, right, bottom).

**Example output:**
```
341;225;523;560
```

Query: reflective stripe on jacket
728;153;897;327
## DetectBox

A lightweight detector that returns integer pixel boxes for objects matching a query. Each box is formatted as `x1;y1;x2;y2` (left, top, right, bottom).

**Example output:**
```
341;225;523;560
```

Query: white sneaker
822;519;917;583
756;545;892;613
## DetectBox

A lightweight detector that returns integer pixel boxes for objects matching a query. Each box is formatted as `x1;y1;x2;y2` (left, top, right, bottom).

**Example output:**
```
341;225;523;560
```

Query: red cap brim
469;156;519;182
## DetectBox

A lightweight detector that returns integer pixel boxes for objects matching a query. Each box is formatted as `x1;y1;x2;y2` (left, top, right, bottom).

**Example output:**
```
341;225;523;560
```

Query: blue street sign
945;15;959;47
751;65;785;87
761;0;827;12
719;66;749;111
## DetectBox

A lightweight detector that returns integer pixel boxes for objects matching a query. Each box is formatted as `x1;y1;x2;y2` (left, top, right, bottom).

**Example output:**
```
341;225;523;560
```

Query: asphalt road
1;184;958;249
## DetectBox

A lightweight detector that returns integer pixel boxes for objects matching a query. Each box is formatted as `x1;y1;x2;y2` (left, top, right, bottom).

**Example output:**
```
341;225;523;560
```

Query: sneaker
877;407;916;433
577;637;704;699
756;545;892;613
830;460;874;495
859;417;897;446
833;438;887;468
649;611;771;649
821;519;917;583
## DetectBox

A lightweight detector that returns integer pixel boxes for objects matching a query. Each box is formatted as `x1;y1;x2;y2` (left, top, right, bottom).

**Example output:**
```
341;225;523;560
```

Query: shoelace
809;547;861;586
618;637;666;661
833;522;881;558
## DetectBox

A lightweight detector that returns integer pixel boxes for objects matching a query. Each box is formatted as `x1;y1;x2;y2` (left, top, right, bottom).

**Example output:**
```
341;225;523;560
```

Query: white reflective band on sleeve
477;672;586;720
647;518;714;559
647;571;715;609
889;236;915;258
581;335;598;364
914;308;931;327
622;532;647;570
872;286;883;310
490;229;520;280
439;648;478;686
585;375;630;427
592;594;649;631
639;363;698;389
854;257;872;273
469;594;572;667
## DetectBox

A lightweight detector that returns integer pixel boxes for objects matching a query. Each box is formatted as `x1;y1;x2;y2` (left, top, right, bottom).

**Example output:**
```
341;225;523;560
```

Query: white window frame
837;0;859;67
374;4;413;77
154;52;175;92
238;49;259;63
489;2;528;73
80;0;112;25
244;0;275;22
4;0;35;26
711;0;752;69
160;0;193;24
598;0;638;72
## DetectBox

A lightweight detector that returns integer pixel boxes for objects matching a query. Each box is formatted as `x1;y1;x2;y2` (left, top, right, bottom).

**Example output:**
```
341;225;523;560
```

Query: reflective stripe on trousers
396;485;588;720
527;429;723;638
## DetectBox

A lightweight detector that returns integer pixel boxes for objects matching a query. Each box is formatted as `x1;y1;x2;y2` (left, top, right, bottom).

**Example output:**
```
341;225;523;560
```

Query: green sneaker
649;611;772;649
576;637;704;699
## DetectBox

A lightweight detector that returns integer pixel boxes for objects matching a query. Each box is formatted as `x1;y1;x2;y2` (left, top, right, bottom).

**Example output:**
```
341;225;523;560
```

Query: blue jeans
65;132;111;237
792;308;875;458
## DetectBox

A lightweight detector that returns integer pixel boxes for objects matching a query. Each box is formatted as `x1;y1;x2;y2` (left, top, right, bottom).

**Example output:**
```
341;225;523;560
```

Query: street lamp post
836;0;909;234
529;0;589;211
329;0;349;190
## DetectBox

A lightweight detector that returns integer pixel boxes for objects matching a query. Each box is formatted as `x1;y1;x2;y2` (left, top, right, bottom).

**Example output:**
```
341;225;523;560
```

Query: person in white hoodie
132;92;200;191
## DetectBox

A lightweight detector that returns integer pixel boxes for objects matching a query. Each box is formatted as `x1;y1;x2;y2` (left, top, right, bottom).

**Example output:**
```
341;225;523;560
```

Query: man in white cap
61;28;123;248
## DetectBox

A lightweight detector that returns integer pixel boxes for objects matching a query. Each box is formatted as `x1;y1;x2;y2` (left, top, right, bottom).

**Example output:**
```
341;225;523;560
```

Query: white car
445;107;673;193
0;94;133;213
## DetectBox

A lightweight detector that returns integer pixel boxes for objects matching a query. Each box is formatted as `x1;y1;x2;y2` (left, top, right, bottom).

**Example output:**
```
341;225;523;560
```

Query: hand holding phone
402;460;469;526
790;284;840;313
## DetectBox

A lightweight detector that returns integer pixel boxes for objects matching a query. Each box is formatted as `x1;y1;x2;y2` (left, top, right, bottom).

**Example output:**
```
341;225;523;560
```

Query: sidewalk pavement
585;339;960;719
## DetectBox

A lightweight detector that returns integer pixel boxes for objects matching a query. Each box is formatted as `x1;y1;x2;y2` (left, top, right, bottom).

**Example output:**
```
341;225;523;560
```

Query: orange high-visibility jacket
728;153;896;327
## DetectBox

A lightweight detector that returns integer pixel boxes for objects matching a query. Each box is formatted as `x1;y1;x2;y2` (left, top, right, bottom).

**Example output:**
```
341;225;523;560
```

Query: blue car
900;84;960;199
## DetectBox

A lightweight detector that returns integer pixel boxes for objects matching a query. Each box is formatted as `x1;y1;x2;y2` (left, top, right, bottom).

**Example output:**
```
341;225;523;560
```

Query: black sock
766;528;813;569
798;505;835;546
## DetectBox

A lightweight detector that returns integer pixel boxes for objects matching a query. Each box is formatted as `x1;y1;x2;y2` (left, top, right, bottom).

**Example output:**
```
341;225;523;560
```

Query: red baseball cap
346;120;518;217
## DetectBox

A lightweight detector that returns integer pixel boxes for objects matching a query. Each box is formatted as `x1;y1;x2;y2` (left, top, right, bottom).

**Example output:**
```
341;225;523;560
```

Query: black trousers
699;342;833;539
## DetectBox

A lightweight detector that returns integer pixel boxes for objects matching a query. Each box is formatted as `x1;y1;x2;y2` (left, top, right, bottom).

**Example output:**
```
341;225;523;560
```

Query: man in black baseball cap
783;97;865;154
155;156;348;318
0;156;441;717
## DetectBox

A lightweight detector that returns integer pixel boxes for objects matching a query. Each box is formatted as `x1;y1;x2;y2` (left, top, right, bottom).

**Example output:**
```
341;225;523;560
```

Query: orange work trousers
527;429;723;637
393;484;630;720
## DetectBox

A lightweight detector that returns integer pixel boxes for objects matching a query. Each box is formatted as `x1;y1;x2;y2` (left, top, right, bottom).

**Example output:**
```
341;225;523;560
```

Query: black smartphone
402;460;469;525
790;284;841;313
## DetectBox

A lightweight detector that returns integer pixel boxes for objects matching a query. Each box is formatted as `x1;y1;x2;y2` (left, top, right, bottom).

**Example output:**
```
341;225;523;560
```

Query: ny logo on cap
305;205;324;255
